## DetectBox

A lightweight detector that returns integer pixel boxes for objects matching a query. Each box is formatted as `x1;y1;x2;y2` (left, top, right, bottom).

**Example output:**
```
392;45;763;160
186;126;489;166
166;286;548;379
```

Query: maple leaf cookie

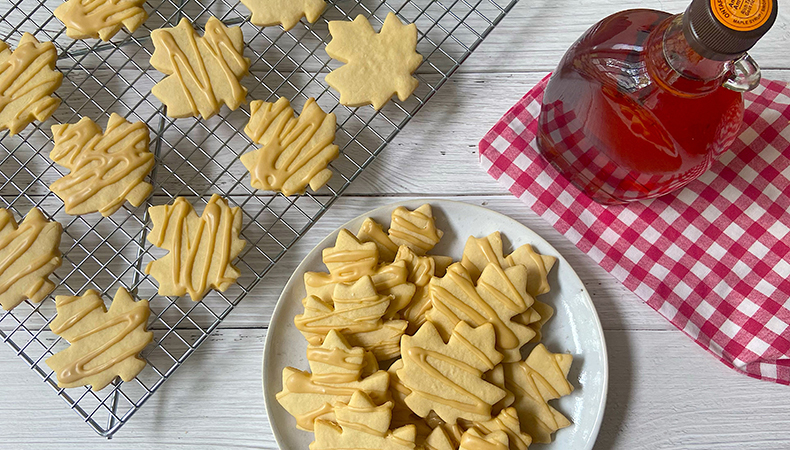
55;0;148;41
150;17;250;119
0;208;62;311
145;194;246;301
240;0;326;31
0;34;62;135
242;97;338;196
46;288;153;391
50;114;154;217
277;330;389;431
325;12;422;110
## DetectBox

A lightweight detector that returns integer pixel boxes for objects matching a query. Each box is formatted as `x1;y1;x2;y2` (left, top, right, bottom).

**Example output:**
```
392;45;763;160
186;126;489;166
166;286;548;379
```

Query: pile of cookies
0;1;424;391
278;204;575;449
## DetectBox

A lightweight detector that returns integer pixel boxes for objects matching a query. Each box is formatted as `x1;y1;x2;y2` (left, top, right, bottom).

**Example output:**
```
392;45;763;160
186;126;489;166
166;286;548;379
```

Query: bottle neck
646;15;733;97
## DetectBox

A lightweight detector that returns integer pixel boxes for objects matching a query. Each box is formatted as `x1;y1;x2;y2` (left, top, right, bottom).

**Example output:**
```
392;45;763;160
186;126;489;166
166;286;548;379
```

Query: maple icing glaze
50;115;153;215
430;268;520;350
0;208;61;305
242;97;338;196
0;35;61;133
155;18;246;118
51;293;149;384
55;0;147;39
404;346;491;417
390;208;441;252
323;249;378;281
145;195;241;300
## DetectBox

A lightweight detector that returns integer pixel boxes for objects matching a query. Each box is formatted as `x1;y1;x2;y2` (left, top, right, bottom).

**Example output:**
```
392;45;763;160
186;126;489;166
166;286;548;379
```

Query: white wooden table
2;1;790;448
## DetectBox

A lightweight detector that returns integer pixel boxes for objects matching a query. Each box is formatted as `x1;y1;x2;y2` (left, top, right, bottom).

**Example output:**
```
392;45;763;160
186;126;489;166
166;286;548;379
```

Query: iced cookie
277;330;389;431
461;232;556;296
389;205;443;256
241;97;338;196
0;34;62;135
145;194;246;301
239;0;326;31
503;344;573;443
427;263;536;362
357;217;398;262
50;114;153;217
296;276;406;360
485;364;515;415
463;408;532;450
46;288;152;391
525;300;554;343
459;428;509;450
150;17;250;119
55;0;148;41
398;321;505;423
312;391;416;450
0;207;62;311
325;12;422;110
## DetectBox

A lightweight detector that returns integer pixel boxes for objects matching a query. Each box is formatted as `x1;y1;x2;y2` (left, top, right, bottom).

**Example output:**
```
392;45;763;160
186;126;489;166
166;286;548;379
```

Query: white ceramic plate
263;200;608;449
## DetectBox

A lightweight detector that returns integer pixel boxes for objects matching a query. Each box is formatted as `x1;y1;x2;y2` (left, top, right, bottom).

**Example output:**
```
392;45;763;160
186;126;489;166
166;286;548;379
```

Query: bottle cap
683;0;778;61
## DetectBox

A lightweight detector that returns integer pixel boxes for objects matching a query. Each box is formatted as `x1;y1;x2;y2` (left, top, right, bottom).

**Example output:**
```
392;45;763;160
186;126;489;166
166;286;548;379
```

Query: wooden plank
2;328;790;449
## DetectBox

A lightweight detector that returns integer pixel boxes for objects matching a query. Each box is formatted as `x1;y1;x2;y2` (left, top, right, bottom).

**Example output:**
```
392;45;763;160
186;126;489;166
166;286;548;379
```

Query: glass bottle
537;0;778;204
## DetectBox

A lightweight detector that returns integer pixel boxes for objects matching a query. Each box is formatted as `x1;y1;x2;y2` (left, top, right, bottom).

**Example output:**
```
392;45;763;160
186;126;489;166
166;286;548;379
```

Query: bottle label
710;0;773;31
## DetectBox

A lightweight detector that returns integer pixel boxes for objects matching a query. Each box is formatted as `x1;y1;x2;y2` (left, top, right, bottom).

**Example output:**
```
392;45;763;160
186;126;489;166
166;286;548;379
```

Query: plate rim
262;198;609;449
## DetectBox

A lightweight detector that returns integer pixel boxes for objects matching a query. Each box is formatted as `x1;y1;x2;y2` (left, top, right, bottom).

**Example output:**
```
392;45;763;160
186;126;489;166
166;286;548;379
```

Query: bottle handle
723;54;761;93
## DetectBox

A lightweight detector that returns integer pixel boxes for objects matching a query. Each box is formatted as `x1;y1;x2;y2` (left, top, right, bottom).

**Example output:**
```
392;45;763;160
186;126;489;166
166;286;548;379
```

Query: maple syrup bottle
537;0;778;204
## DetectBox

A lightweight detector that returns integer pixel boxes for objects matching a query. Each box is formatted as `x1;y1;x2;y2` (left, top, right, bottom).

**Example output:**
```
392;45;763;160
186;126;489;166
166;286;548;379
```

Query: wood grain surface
2;0;790;448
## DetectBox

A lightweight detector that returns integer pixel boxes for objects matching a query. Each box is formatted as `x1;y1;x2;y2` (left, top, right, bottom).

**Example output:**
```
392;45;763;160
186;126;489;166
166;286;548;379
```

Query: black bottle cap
683;0;778;60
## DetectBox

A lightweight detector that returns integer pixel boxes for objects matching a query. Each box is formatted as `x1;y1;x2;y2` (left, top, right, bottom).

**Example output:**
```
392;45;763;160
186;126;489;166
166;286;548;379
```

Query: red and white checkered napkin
479;74;790;384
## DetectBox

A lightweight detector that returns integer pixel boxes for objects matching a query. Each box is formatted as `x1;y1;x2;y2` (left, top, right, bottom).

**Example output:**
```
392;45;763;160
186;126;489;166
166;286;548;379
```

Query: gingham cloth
479;74;790;384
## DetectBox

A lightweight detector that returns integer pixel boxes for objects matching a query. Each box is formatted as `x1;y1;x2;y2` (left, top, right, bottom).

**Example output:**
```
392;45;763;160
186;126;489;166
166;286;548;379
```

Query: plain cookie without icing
0;33;62;135
0;207;62;311
240;0;326;31
145;194;246;301
55;0;148;41
46;288;153;391
325;12;422;110
150;17;250;119
242;97;338;196
50;113;154;217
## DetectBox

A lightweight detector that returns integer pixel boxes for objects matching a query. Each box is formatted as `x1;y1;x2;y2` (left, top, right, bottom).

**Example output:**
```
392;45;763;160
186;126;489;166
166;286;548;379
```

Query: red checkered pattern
480;74;790;384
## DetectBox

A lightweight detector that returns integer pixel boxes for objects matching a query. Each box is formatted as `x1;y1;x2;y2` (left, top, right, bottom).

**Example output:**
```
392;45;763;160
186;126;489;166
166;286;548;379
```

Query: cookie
526;300;554;344
277;330;389;431
505;243;556;297
461;232;556;296
50;114;154;217
357;217;398;262
242;97;338;196
503;344;573;443
296;276;406;360
0;33;62;135
55;0;148;41
325;12;422;110
464;407;532;450
239;0;326;31
394;245;444;333
372;260;416;319
459;428;509;450
46;288;152;391
427;263;536;363
0;207;62;311
398;321;505;423
150;17;250;119
423;426;456;450
313;391;416;450
389;205;443;256
145;194;246;301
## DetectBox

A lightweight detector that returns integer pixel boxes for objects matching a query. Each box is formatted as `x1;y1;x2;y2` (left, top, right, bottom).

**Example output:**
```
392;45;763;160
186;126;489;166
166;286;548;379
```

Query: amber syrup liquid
538;10;745;204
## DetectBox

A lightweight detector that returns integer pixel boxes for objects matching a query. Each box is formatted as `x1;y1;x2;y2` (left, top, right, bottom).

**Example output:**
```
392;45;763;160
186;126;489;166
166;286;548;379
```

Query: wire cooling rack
0;0;518;438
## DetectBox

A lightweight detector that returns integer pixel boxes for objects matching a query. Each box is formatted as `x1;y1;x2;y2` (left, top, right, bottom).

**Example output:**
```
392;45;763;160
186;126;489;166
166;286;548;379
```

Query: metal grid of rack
0;0;518;438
